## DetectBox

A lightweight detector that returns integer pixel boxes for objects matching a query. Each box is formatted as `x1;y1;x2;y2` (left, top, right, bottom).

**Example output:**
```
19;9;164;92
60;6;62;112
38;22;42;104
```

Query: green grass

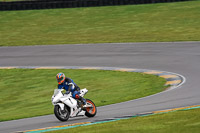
0;1;200;46
47;108;200;133
0;69;167;121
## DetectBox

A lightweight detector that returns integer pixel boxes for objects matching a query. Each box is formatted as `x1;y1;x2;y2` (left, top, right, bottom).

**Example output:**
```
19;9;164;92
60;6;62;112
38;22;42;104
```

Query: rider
56;72;86;105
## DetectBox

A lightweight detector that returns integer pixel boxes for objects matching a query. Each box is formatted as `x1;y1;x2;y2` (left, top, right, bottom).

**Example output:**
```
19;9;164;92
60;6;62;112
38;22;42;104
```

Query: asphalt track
0;42;200;133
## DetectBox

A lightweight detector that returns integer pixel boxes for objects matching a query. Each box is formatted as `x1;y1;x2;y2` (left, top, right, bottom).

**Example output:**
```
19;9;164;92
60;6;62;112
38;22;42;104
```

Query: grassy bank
0;1;200;46
0;69;167;121
47;108;200;133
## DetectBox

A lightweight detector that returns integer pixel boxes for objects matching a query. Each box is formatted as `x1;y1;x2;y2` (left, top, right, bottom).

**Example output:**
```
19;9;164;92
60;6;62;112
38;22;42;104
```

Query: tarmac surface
0;42;200;133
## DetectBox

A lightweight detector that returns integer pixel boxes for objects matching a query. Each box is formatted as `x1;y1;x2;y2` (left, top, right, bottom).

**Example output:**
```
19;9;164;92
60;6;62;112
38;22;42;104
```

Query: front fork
56;103;65;110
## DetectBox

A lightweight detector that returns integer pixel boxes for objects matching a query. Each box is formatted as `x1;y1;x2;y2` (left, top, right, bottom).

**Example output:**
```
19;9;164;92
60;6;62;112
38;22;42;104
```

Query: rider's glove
65;91;70;94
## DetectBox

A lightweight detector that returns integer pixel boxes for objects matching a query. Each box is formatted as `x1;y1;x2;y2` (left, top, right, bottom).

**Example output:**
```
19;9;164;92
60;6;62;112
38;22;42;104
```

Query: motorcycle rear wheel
54;105;70;121
85;99;97;117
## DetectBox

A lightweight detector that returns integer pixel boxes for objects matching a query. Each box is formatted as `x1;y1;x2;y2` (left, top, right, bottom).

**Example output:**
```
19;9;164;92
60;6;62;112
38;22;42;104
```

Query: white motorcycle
51;88;97;121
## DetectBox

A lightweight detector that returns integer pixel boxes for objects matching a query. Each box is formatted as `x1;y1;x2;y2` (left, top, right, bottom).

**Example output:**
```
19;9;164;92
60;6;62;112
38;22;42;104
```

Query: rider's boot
75;94;87;107
80;96;86;106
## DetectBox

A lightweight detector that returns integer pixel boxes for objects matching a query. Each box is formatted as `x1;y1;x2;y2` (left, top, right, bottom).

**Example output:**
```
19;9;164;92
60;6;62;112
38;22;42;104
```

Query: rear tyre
85;99;97;117
54;105;70;121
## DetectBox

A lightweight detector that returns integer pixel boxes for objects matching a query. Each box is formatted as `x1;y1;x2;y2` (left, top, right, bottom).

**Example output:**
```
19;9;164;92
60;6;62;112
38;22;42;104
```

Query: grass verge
0;1;200;46
0;69;167;121
47;108;200;133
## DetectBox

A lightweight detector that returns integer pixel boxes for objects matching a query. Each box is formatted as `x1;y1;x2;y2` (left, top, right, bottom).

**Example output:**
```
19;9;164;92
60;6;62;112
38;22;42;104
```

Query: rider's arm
74;84;80;91
58;84;63;89
65;77;75;92
68;82;74;92
70;78;80;91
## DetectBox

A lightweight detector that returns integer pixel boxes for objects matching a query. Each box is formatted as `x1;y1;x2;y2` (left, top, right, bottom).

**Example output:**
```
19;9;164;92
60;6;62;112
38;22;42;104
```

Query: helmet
56;73;65;85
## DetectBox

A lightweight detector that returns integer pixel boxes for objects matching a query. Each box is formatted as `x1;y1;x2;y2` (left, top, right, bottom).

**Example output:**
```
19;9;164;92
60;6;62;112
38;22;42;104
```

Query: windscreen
53;89;61;96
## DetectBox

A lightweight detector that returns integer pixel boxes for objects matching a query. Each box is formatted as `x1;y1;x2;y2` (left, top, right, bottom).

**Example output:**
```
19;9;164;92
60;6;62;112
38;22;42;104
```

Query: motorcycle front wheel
85;99;97;117
54;105;70;121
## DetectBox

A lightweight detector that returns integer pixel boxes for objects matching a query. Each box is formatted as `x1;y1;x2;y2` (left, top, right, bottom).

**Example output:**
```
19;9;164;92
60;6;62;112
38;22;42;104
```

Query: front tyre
54;105;69;121
85;99;97;117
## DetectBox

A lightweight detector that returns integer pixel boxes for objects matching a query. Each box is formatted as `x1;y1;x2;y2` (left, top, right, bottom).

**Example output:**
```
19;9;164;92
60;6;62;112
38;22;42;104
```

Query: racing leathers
58;77;86;105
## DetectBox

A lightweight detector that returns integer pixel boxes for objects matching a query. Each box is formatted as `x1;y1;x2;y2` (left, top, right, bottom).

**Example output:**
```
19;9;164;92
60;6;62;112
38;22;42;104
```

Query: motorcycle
51;88;97;121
